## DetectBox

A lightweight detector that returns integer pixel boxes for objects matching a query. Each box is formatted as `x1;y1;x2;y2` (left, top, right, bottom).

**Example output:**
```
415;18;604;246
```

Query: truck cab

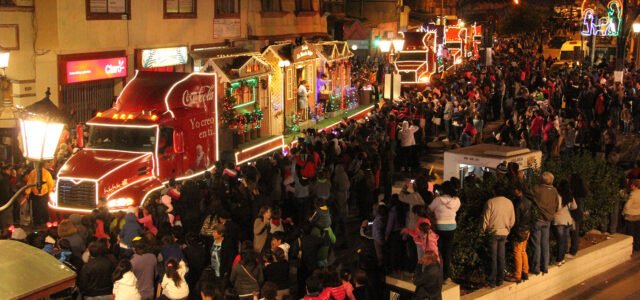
50;71;219;212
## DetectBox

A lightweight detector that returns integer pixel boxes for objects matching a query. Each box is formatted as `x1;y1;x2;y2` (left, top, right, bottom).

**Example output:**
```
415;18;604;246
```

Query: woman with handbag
231;250;264;299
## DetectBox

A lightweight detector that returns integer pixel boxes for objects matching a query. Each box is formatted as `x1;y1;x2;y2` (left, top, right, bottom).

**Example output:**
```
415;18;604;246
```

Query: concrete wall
462;234;633;300
247;0;327;40
0;6;37;105
33;0;248;105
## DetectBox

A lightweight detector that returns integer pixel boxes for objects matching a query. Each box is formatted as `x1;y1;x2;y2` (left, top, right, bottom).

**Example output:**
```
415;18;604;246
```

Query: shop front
313;41;355;116
58;51;128;124
199;51;283;163
262;43;320;133
134;46;189;72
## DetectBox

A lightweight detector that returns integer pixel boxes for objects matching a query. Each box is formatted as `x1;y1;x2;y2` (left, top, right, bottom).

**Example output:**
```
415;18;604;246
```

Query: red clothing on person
94;219;109;240
463;123;478;137
542;122;554;142
321;286;347;300
138;213;158;235
530;116;544;137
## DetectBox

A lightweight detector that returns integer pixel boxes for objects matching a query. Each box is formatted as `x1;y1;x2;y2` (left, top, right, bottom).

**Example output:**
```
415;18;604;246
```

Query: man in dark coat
77;241;114;298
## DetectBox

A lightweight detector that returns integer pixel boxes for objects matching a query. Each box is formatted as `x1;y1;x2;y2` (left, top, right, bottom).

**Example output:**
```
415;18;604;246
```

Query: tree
498;3;550;35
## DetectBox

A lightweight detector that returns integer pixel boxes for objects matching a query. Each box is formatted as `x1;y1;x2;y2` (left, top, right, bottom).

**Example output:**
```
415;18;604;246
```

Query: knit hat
11;228;26;241
496;162;508;175
57;219;78;237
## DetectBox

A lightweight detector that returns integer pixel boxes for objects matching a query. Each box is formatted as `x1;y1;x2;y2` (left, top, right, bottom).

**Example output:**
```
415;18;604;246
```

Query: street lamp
0;111;64;212
0;49;9;72
278;60;291;133
380;38;405;101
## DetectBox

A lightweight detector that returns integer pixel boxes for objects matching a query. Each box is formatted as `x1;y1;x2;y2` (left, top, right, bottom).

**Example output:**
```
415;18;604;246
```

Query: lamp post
278;60;291;134
0;111;64;213
379;38;404;102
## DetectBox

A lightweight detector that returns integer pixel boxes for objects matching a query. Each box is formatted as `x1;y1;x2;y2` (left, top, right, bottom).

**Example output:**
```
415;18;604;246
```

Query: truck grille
57;180;97;209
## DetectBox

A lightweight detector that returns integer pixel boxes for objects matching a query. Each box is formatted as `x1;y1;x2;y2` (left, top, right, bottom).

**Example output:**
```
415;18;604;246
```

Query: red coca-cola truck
50;71;219;212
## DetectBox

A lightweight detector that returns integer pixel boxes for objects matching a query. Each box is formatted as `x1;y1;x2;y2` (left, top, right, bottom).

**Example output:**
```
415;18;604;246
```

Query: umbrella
24;87;72;124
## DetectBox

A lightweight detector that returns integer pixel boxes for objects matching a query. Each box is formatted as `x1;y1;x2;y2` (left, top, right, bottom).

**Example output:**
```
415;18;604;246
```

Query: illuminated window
286;68;293;100
164;0;197;18
297;0;314;12
216;0;239;17
262;0;282;12
86;0;130;20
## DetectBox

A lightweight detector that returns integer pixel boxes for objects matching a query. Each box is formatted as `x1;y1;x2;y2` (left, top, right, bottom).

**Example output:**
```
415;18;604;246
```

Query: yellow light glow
420;76;430;83
96;112;103;117
107;197;134;208
127;114;134;120
112;114;119;119
19;119;65;160
150;115;158;121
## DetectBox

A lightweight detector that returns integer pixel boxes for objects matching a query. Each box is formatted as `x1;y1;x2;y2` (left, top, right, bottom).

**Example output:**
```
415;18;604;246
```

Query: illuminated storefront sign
293;45;316;62
141;46;188;68
66;57;128;84
581;0;622;37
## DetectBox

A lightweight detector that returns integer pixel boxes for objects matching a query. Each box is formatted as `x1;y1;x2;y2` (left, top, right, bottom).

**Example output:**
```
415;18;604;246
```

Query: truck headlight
49;190;58;205
107;197;134;208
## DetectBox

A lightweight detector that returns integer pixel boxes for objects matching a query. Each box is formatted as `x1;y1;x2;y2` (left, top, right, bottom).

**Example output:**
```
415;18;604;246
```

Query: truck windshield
87;126;156;152
559;51;574;60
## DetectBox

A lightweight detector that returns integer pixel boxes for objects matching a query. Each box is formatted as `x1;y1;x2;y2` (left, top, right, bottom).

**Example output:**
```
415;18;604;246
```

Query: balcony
322;0;344;14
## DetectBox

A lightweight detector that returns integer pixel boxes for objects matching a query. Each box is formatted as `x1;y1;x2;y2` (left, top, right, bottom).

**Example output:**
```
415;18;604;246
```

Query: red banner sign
65;57;128;84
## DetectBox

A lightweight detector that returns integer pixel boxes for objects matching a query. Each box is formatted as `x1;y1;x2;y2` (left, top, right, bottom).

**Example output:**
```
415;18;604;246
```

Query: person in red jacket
529;111;544;150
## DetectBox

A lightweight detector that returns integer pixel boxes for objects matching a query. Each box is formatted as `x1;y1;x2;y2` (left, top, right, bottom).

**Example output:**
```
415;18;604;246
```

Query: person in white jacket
398;120;419;172
624;179;640;252
112;260;141;300
428;181;461;281
161;259;189;300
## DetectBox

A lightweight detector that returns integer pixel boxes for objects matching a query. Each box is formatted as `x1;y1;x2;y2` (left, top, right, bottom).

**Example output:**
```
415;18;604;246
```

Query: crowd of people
2;18;640;300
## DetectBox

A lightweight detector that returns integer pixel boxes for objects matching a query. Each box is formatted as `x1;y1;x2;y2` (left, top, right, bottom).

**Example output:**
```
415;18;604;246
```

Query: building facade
0;0;327;123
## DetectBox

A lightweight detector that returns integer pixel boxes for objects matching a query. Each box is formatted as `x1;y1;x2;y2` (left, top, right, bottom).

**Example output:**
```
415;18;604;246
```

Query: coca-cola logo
105;60;126;74
182;85;216;107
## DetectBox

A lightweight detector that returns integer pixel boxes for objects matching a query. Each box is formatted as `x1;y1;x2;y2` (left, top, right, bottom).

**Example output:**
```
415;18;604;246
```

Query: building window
296;0;314;12
262;0;282;12
216;0;239;17
164;0;197;18
286;68;293;100
86;0;130;20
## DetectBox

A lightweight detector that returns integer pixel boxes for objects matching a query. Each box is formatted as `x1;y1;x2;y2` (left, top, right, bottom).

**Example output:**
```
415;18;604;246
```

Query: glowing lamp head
96;112;103;117
107;197;134;209
278;60;291;68
351;44;358;51
19;118;65;161
458;20;465;27
379;40;392;53
634;23;640;33
0;50;9;69
419;76;430;83
150;114;158;121
455;57;462;64
112;114;119;119
392;39;405;52
127;114;134;120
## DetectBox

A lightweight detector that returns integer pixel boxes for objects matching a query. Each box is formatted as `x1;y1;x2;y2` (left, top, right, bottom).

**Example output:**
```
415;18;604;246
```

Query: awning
191;47;257;60
0;240;76;299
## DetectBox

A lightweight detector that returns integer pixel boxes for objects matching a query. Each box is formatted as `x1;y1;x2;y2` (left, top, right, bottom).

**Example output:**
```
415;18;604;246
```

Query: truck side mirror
76;124;84;148
173;130;184;154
